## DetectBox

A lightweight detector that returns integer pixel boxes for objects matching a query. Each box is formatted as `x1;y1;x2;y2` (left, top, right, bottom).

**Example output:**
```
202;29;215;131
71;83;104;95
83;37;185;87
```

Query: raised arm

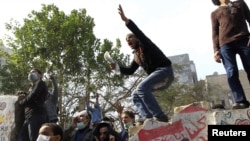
118;4;129;24
50;74;58;103
118;4;154;48
114;101;125;130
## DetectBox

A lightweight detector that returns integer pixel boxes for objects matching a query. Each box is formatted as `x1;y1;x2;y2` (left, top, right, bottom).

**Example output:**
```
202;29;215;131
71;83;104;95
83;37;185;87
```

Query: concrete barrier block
129;102;250;141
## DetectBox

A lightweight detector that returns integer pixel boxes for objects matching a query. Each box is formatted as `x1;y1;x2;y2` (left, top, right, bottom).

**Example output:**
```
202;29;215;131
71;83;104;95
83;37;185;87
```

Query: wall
128;102;250;141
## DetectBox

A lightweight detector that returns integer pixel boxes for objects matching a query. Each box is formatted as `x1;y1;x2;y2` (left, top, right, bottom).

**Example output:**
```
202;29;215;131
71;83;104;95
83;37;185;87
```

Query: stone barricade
128;102;250;141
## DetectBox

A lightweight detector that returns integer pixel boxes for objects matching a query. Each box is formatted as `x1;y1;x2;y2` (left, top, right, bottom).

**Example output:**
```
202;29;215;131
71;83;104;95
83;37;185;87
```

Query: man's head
28;68;42;82
38;123;63;141
121;110;135;129
126;33;140;50
75;110;91;130
93;122;113;141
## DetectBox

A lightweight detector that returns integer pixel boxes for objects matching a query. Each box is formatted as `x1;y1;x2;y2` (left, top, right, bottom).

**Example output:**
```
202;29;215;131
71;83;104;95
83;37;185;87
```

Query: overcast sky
1;0;250;80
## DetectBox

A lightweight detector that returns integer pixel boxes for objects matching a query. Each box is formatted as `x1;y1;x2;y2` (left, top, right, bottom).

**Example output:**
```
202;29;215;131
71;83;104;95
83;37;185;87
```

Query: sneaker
155;115;169;122
232;101;250;109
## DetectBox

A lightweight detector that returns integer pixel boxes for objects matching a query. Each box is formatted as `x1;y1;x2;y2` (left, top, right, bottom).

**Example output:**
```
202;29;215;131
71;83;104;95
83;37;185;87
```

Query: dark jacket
19;80;48;119
63;126;93;141
118;129;128;141
119;19;172;75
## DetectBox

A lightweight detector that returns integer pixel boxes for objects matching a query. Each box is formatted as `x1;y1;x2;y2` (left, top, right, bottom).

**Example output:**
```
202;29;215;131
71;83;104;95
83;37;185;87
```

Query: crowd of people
14;0;250;140
15;67;138;141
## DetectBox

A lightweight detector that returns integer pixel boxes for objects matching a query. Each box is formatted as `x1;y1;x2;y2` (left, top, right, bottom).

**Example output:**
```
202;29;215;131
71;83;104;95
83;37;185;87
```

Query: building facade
168;53;198;84
205;70;250;109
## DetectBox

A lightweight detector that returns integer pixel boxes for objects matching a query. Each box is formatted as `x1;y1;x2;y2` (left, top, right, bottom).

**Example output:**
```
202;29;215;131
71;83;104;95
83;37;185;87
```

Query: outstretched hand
118;4;129;24
114;101;124;114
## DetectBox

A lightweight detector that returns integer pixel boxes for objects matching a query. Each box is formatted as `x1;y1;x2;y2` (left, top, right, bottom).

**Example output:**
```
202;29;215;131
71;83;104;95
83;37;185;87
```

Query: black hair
102;116;115;122
212;0;221;6
93;122;112;137
33;68;42;75
41;123;63;141
102;116;115;128
93;122;122;141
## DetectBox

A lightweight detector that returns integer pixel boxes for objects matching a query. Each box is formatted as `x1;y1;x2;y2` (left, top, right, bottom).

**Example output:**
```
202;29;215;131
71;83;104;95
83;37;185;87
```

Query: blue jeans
17;113;47;141
132;66;174;119
220;38;250;103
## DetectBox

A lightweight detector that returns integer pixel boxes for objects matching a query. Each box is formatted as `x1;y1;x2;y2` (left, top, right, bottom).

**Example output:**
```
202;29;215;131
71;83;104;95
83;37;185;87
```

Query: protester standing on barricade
109;4;174;122
211;0;250;109
17;68;48;141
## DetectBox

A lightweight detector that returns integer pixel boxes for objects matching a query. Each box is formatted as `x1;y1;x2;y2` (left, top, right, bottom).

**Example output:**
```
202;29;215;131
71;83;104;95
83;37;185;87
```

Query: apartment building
205;70;250;109
168;53;198;84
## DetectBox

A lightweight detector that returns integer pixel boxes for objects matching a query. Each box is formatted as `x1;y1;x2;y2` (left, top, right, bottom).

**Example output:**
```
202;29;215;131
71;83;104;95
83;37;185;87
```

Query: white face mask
37;135;50;141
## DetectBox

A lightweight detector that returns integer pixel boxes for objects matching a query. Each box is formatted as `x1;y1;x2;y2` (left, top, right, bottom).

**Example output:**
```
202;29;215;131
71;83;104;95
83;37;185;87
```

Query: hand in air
114;101;124;114
118;4;129;23
109;63;116;70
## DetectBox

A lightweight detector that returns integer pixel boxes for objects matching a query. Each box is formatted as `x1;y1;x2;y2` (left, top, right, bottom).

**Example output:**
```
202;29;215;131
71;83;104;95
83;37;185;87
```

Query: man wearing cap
63;110;93;141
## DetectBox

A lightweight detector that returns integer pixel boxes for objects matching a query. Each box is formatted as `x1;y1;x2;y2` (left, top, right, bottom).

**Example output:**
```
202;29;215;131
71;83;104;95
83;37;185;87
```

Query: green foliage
155;75;208;117
0;4;133;128
0;62;30;94
2;3;99;92
0;3;211;129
